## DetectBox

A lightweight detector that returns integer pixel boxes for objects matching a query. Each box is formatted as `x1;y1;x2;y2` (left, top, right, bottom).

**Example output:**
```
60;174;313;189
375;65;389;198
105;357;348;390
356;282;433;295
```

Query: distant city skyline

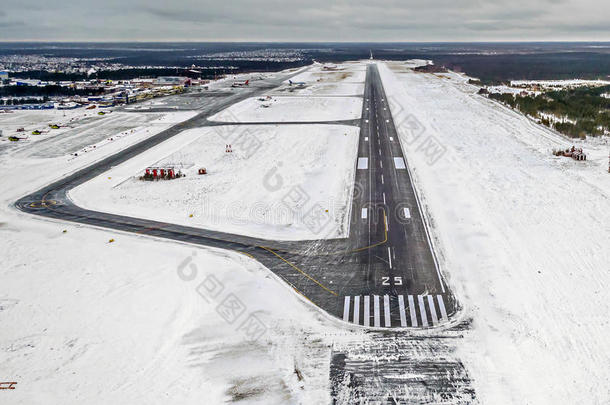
1;0;608;42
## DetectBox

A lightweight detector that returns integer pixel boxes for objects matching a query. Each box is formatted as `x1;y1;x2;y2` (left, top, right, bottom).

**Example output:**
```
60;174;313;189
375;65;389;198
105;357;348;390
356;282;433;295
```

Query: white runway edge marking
343;296;350;322
418;295;429;327
437;295;449;322
427;295;439;326
393;157;406;169
387;246;392;268
353;296;360;325
361;208;368;219
408;295;418;326
398;295;407;327
374;295;381;327
364;296;371;327
383;295;391;327
403;207;411;219
357;157;368;169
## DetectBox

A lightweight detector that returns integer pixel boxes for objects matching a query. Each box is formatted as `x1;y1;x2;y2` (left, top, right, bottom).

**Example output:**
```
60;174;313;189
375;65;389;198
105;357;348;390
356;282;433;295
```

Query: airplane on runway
288;79;306;86
231;80;249;87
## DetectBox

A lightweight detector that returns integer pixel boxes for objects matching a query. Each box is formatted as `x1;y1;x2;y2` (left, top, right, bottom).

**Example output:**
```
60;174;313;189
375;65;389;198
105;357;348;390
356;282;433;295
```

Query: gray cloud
0;0;608;41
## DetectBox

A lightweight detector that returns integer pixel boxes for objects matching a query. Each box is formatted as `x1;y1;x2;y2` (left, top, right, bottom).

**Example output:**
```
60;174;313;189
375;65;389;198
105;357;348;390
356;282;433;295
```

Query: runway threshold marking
398;295;407;327
364;296;370;327
437;295;449;322
353;295;360;325
418;295;429;327
259;246;338;296
383;295;391;327
428;296;439;326
374;295;381;327
343;296;350;321
408;295;418;326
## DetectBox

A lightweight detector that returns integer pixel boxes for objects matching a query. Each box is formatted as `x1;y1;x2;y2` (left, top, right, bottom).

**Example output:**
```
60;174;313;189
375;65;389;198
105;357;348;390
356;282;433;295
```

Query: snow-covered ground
0;108;197;158
208;96;362;123
268;62;366;96
70;124;359;241
379;60;610;404
0;64;344;404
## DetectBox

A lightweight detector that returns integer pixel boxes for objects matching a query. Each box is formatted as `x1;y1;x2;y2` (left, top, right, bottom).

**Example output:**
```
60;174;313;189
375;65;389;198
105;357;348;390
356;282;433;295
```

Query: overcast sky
1;0;608;42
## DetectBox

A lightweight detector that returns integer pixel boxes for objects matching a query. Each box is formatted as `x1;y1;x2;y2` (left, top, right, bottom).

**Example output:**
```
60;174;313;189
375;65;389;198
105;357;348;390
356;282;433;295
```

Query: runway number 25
382;276;403;286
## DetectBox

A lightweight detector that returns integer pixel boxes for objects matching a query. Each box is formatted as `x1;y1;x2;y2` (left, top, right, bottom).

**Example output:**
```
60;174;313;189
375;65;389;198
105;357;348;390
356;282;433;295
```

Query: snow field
70;124;360;241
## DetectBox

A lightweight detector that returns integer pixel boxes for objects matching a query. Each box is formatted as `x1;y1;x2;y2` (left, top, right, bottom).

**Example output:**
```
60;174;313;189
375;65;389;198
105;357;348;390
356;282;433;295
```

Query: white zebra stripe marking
437;295;448;322
408;295;418;326
398;295;407;327
383;295;391;327
418;295;429;327
427;295;439;326
374;295;381;327
343;296;350;322
353;296;360;325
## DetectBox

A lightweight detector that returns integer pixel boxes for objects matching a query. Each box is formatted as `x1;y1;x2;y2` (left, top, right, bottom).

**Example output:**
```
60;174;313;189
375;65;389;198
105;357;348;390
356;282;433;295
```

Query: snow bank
378;60;610;404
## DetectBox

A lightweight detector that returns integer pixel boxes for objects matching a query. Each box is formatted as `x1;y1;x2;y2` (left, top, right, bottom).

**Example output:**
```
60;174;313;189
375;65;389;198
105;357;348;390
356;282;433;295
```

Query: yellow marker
108;177;111;179
109;238;115;243
189;214;193;218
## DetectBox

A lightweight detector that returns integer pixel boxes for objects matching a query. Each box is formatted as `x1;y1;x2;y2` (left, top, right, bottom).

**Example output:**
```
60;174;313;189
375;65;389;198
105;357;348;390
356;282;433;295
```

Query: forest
488;85;610;138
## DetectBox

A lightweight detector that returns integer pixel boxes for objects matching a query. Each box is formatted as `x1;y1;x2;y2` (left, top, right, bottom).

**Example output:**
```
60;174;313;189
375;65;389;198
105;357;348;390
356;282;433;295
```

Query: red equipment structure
141;166;182;181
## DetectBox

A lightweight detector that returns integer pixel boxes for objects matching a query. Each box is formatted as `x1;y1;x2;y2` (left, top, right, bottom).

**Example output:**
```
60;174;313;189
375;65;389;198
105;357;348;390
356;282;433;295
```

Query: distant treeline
488;85;610;137
432;52;610;85
10;60;308;82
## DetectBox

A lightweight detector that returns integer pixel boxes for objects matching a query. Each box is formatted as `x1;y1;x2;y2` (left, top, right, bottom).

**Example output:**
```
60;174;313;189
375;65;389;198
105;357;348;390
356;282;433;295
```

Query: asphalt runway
16;64;456;329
